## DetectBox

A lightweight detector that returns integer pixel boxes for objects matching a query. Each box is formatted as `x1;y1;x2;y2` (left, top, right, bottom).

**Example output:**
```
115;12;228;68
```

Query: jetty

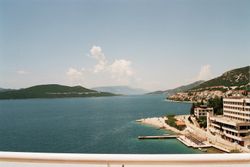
138;135;179;140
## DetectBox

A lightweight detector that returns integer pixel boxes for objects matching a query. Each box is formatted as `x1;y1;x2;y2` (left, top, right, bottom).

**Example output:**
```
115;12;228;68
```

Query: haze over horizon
1;0;249;91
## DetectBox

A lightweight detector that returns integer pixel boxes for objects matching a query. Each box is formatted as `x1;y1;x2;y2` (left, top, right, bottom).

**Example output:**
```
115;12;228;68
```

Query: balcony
222;126;244;133
210;123;221;128
0;152;250;167
223;132;243;141
223;113;250;122
224;107;250;115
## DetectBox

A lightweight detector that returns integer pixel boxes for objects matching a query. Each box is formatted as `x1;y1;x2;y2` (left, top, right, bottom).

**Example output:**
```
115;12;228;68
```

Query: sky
0;0;250;91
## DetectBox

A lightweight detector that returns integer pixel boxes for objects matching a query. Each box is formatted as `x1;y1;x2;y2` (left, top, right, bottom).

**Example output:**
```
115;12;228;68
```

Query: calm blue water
0;94;202;154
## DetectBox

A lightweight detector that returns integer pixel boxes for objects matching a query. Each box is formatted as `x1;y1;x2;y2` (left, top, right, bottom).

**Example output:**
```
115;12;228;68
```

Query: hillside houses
167;89;248;103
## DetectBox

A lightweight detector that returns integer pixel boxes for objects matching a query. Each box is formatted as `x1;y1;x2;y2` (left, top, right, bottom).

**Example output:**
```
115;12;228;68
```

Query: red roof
175;120;186;126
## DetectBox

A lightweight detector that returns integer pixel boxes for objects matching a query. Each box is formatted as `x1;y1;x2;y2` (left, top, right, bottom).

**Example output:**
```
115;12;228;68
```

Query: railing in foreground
0;152;250;167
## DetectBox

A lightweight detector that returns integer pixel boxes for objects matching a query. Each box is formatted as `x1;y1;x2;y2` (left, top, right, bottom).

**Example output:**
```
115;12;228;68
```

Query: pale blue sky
0;0;250;91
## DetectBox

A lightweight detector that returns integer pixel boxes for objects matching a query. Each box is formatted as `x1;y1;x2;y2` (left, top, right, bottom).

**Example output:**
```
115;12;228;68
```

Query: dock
177;135;211;148
138;135;179;140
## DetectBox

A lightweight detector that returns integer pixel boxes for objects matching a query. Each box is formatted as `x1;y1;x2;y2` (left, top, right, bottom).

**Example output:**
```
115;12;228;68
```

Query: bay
0;94;202;154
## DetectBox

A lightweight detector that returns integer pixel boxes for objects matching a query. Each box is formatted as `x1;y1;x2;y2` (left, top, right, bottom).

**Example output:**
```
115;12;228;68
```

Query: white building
194;105;213;118
223;97;250;122
207;97;250;147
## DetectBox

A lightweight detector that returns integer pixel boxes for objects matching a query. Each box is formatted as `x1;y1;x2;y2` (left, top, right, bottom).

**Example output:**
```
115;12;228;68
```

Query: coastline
164;99;193;104
136;116;229;154
137;115;250;153
136;117;183;134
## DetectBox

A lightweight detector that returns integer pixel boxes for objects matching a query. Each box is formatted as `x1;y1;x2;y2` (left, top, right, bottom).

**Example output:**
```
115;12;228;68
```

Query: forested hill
0;84;116;99
191;66;249;91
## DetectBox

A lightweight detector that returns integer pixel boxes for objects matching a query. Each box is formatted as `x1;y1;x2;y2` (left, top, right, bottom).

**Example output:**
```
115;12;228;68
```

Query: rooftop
195;106;213;110
175;120;186;126
210;115;250;126
224;96;249;100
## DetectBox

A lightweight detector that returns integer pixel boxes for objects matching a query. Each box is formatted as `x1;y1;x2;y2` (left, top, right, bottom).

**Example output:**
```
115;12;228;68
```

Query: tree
197;117;207;128
190;103;195;115
201;99;205;105
207;97;223;115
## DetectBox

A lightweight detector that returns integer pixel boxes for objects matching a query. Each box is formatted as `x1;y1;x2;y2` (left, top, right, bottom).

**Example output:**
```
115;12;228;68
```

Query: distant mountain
0;88;13;92
92;86;149;95
191;66;250;91
148;80;205;95
147;90;166;94
0;84;116;99
0;88;6;92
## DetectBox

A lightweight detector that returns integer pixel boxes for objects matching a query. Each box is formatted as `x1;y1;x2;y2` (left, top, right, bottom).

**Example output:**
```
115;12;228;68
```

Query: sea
0;94;202;154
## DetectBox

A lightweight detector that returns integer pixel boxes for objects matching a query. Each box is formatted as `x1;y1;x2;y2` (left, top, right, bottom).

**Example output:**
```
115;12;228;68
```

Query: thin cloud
17;70;29;75
89;45;108;73
88;45;136;84
66;67;84;81
109;59;134;80
65;45;139;86
90;45;106;62
196;64;212;81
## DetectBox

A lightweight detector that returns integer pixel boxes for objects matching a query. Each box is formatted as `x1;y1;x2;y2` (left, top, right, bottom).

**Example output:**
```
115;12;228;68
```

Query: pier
138;135;179;140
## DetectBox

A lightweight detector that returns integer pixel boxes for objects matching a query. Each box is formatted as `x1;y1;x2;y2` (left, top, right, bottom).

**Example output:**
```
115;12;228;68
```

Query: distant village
166;86;250;152
167;87;248;103
139;83;250;153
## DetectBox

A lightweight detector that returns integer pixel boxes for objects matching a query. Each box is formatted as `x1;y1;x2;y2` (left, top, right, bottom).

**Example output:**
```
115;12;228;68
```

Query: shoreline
136;116;228;154
164;99;193;104
136;117;183;134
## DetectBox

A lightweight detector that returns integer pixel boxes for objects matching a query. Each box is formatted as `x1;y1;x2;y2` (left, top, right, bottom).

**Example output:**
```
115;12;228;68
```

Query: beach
136;115;234;153
137;114;250;153
136;117;183;134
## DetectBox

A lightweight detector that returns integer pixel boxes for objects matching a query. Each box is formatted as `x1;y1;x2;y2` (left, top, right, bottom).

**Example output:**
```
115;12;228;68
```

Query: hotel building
207;97;250;147
194;105;213;118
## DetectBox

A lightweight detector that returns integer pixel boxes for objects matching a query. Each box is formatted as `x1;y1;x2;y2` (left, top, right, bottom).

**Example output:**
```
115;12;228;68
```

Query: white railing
0;152;250;167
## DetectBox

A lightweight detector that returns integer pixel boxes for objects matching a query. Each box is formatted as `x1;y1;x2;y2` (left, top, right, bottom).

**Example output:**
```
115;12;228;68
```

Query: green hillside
0;88;10;92
192;66;250;91
0;84;115;99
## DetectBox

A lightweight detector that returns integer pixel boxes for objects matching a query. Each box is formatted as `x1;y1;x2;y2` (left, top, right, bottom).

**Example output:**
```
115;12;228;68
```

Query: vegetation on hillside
191;66;249;90
190;103;195;115
207;97;223;115
190;97;223;116
0;88;12;93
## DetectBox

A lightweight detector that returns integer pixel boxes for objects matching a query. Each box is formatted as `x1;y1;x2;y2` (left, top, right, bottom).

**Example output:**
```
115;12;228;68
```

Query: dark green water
0;94;202;154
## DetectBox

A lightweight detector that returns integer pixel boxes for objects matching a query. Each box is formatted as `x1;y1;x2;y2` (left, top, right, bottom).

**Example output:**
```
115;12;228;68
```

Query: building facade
194;105;213;118
207;97;250;147
223;97;250;122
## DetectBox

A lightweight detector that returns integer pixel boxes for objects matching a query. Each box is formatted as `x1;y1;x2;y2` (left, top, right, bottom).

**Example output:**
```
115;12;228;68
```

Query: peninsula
0;84;116;99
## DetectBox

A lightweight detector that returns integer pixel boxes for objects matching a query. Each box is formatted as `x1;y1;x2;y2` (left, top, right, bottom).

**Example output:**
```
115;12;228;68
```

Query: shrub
165;115;185;131
197;117;207;128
